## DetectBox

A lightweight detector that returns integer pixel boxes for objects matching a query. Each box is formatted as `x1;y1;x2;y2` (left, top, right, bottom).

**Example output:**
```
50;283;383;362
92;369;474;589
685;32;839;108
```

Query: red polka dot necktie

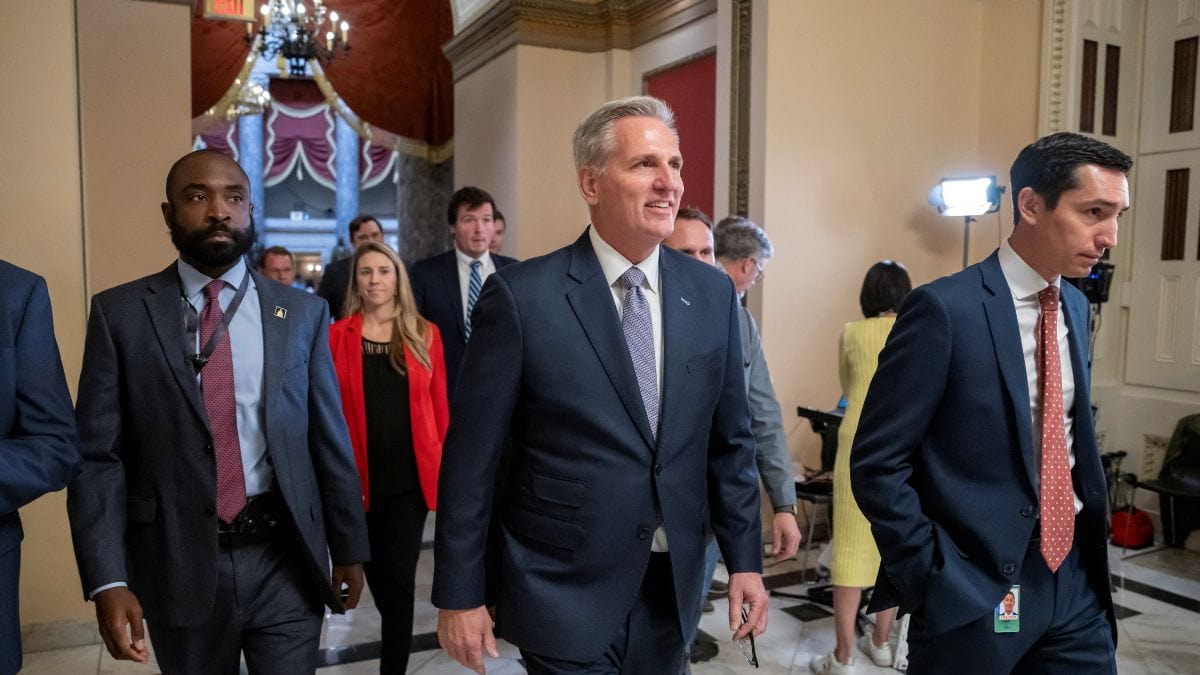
201;279;247;524
1037;285;1073;572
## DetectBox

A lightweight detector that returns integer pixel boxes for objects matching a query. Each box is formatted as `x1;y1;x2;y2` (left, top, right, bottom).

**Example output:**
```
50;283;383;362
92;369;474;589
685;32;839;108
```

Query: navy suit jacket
67;265;369;626
0;261;79;673
410;249;518;392
432;230;762;662
850;251;1113;641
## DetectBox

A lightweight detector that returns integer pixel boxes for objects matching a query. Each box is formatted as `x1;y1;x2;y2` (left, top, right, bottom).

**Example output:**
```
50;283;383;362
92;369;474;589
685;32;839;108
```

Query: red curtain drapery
191;4;253;118
319;0;454;149
200;80;399;189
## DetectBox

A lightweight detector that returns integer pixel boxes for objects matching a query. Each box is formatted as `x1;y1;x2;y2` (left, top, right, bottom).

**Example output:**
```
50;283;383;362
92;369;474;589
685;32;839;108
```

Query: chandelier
253;0;350;77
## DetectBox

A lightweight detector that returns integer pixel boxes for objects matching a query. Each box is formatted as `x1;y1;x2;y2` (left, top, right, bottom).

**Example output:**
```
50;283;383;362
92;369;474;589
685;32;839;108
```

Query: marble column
237;111;265;228
334;115;359;244
394;152;453;264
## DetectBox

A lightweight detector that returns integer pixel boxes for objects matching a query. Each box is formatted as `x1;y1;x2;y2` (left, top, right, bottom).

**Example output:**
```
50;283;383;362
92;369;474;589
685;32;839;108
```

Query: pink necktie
201;280;247;523
1037;286;1073;572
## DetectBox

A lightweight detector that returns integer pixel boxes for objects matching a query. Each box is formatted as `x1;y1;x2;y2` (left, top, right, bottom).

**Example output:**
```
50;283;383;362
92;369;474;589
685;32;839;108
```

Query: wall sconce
928;176;1004;268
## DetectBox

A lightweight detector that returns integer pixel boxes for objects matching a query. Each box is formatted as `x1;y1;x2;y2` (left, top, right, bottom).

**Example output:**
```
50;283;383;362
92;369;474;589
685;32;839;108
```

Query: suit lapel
256;273;290;427
439;252;466;337
1061;287;1105;500
143;265;207;424
979;254;1039;492
564;232;656;451
657;252;698;453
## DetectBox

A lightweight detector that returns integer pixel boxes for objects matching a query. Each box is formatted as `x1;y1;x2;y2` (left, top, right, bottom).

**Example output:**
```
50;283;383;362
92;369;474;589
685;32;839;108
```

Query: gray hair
715;216;773;262
573;96;678;172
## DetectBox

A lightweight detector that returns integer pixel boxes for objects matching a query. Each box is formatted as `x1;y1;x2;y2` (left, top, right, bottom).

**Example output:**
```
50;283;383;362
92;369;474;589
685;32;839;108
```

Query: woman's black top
362;338;418;497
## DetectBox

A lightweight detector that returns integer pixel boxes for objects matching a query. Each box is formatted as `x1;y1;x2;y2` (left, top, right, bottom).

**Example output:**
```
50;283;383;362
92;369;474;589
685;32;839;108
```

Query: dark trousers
520;553;687;675
147;531;323;675
364;490;428;674
0;543;20;675
907;540;1115;674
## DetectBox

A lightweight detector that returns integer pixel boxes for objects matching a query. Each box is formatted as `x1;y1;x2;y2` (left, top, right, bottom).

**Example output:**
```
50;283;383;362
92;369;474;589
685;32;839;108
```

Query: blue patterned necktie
619;267;659;437
466;259;482;340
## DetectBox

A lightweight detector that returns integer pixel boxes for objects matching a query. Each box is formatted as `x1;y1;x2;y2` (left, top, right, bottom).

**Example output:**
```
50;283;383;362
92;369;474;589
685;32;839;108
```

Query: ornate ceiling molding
444;0;716;80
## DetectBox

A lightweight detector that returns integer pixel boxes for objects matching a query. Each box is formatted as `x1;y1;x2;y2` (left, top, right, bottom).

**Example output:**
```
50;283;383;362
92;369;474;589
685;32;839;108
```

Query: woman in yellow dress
812;260;912;674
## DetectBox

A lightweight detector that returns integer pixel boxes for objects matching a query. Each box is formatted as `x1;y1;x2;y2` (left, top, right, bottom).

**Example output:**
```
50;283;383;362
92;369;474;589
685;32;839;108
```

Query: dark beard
169;217;257;270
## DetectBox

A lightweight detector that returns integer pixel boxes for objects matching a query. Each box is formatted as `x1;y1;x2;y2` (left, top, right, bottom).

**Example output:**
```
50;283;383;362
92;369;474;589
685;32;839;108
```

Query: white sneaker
891;614;910;672
810;652;856;674
857;634;894;667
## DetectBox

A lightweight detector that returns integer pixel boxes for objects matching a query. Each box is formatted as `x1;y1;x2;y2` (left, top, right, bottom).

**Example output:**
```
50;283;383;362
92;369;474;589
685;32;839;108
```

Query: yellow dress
831;316;896;587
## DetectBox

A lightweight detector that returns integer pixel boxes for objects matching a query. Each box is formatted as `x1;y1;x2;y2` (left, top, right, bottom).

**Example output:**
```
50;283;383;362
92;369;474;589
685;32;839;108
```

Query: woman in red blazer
329;241;448;674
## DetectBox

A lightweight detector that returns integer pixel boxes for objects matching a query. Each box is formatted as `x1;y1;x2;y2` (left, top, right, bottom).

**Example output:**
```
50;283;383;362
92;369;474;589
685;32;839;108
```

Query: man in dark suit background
433;96;768;674
316;214;384;320
68;150;369;674
0;260;80;675
851;132;1131;673
410;187;517;393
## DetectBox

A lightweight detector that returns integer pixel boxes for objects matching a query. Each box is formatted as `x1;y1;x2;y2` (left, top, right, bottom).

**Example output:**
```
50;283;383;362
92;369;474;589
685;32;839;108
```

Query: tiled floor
21;542;1200;674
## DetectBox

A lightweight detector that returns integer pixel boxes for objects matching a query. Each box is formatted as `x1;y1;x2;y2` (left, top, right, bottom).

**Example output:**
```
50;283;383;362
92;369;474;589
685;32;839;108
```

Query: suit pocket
531;471;586;508
686;348;725;373
126;497;157;524
505;506;585;551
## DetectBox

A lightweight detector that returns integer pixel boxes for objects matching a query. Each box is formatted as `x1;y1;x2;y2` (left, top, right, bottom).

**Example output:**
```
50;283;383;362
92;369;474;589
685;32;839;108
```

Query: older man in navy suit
0;260;79;675
433;97;768;674
851;133;1132;674
68;150;369;674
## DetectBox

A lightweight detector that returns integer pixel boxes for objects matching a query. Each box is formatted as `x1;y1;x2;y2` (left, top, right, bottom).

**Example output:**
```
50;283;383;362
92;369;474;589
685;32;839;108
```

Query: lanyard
181;269;251;372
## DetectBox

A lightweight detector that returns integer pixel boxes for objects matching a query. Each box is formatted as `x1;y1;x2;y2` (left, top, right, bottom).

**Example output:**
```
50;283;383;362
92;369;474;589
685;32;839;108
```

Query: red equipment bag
1111;508;1154;549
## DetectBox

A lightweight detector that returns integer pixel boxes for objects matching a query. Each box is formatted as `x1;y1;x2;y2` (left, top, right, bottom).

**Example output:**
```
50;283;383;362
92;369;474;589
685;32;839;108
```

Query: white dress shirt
587;226;669;550
456;248;497;326
998;239;1083;514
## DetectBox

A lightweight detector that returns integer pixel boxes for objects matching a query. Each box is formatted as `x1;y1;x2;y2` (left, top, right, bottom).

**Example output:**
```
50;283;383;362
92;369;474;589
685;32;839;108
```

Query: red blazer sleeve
428;324;450;444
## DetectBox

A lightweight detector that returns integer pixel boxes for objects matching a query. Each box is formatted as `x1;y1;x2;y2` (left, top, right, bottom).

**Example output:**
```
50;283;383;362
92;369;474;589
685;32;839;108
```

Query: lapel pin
680;297;691;306
274;306;287;319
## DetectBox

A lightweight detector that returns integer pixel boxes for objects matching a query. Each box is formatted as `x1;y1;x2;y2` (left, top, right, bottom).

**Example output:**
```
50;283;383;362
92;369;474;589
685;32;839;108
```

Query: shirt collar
455;247;491;268
177;257;249;301
998;238;1059;301
587;225;660;294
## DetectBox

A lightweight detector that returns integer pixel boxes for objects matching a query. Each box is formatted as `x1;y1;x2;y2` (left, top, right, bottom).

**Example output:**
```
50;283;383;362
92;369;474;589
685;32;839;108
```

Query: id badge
993;585;1020;633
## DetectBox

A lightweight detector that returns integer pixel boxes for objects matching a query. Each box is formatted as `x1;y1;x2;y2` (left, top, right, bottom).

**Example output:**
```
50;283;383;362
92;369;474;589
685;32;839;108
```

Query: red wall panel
646;52;717;219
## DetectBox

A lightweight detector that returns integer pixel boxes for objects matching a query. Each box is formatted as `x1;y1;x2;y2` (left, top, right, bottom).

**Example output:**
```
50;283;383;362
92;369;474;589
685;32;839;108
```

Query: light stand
928;176;1004;269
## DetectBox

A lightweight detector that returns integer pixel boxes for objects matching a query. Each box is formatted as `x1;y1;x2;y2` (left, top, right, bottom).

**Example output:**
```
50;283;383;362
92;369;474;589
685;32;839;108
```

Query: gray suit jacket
739;306;795;509
68;264;369;626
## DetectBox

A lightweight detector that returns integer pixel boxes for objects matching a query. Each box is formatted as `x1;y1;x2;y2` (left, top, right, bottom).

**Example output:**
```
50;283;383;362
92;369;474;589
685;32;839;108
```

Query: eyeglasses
737;606;759;667
753;259;766;283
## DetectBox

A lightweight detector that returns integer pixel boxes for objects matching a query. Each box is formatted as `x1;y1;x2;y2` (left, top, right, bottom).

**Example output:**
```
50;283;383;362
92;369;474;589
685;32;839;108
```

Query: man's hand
331;563;365;611
438;606;499;674
771;511;802;561
93;587;149;664
727;572;769;641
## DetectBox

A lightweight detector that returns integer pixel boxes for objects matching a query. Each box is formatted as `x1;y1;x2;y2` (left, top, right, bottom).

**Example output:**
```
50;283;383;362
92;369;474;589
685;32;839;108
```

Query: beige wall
754;0;1015;465
77;0;190;293
3;0;192;637
2;0;90;630
456;44;633;260
455;48;520;251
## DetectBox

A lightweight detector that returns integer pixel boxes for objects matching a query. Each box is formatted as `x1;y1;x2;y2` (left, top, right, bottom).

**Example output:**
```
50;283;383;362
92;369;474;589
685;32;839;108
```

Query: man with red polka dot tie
851;132;1131;674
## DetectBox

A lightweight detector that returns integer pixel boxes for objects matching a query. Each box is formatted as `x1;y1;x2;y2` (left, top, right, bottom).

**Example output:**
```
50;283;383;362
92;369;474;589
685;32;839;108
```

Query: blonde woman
329;242;448;674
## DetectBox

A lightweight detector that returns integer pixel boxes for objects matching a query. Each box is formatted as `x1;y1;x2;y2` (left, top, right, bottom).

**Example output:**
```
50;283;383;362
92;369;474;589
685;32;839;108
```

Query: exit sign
204;0;256;22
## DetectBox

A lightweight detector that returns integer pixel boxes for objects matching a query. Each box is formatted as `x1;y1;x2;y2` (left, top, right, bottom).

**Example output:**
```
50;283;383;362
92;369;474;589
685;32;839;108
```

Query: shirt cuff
88;581;127;600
